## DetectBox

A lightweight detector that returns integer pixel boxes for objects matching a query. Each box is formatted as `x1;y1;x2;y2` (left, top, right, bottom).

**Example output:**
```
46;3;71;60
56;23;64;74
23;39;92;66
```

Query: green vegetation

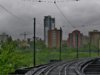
0;41;22;75
0;40;100;75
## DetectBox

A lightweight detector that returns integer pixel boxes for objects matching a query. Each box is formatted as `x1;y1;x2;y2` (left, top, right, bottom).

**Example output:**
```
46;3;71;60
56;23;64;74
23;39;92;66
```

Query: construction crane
20;32;29;40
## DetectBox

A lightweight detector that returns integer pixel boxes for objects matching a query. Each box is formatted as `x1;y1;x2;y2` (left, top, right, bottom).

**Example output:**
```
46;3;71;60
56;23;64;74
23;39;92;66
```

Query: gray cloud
0;0;100;39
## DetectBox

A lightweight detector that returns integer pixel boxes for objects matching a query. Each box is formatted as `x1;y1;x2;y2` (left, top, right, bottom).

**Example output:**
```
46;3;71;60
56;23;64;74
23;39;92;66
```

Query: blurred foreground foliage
0;39;99;75
0;40;24;75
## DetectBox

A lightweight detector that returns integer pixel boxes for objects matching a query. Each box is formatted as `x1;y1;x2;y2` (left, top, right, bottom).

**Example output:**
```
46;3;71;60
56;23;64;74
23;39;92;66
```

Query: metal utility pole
76;33;79;59
33;18;36;67
98;39;100;56
59;27;62;61
89;36;91;57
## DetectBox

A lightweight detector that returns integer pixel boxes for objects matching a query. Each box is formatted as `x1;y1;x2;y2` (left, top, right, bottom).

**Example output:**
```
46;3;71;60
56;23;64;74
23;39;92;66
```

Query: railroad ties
84;58;100;75
9;58;98;75
31;58;95;75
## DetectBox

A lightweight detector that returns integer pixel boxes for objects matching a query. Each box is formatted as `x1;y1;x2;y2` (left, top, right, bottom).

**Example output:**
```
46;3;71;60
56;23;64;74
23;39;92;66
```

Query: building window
52;31;56;47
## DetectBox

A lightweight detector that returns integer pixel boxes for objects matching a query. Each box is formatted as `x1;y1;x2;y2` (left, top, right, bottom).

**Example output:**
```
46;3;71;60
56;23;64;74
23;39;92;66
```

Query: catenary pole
76;32;79;58
59;27;62;61
98;39;100;56
89;36;91;57
33;18;36;67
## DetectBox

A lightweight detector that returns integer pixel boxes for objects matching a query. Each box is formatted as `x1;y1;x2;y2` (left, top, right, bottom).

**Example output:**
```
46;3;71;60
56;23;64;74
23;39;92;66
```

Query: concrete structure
89;30;100;48
44;16;55;47
48;28;62;48
67;30;83;48
83;36;89;46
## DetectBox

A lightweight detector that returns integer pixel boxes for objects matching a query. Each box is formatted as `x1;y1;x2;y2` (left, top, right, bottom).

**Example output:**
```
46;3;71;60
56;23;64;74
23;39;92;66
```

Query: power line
0;4;19;19
35;0;78;28
0;4;29;25
24;0;79;3
76;24;100;29
0;1;80;29
54;2;76;28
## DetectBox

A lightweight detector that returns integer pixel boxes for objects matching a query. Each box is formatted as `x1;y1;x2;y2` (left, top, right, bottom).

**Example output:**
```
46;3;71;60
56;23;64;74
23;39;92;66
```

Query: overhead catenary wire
76;24;100;29
0;4;30;25
0;1;77;29
0;4;33;38
0;4;20;19
37;0;100;30
53;1;100;29
27;0;79;3
54;2;76;28
1;0;99;29
36;0;77;28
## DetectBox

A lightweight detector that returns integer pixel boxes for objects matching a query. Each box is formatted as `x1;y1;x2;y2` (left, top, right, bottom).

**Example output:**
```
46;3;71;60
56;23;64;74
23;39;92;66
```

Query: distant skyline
0;0;100;40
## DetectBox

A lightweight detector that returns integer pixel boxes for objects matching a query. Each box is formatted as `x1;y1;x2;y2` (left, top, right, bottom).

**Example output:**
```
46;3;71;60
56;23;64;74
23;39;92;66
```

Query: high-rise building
44;16;55;46
82;36;89;46
89;30;100;48
67;30;83;48
48;28;62;48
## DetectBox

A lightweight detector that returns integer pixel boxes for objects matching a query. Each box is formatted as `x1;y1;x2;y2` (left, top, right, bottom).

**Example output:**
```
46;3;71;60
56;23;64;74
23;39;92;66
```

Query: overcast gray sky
0;0;100;40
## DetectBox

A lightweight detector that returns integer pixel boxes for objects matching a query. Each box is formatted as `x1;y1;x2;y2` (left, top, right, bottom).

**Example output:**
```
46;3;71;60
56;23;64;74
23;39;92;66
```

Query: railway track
84;58;100;75
9;58;98;75
29;58;94;75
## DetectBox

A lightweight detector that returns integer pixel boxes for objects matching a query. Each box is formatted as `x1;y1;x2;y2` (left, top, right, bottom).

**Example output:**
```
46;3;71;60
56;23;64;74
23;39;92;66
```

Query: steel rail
11;58;97;75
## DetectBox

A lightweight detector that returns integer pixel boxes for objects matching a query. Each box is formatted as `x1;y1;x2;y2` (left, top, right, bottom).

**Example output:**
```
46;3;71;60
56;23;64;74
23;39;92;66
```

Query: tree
0;41;22;75
7;36;13;42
